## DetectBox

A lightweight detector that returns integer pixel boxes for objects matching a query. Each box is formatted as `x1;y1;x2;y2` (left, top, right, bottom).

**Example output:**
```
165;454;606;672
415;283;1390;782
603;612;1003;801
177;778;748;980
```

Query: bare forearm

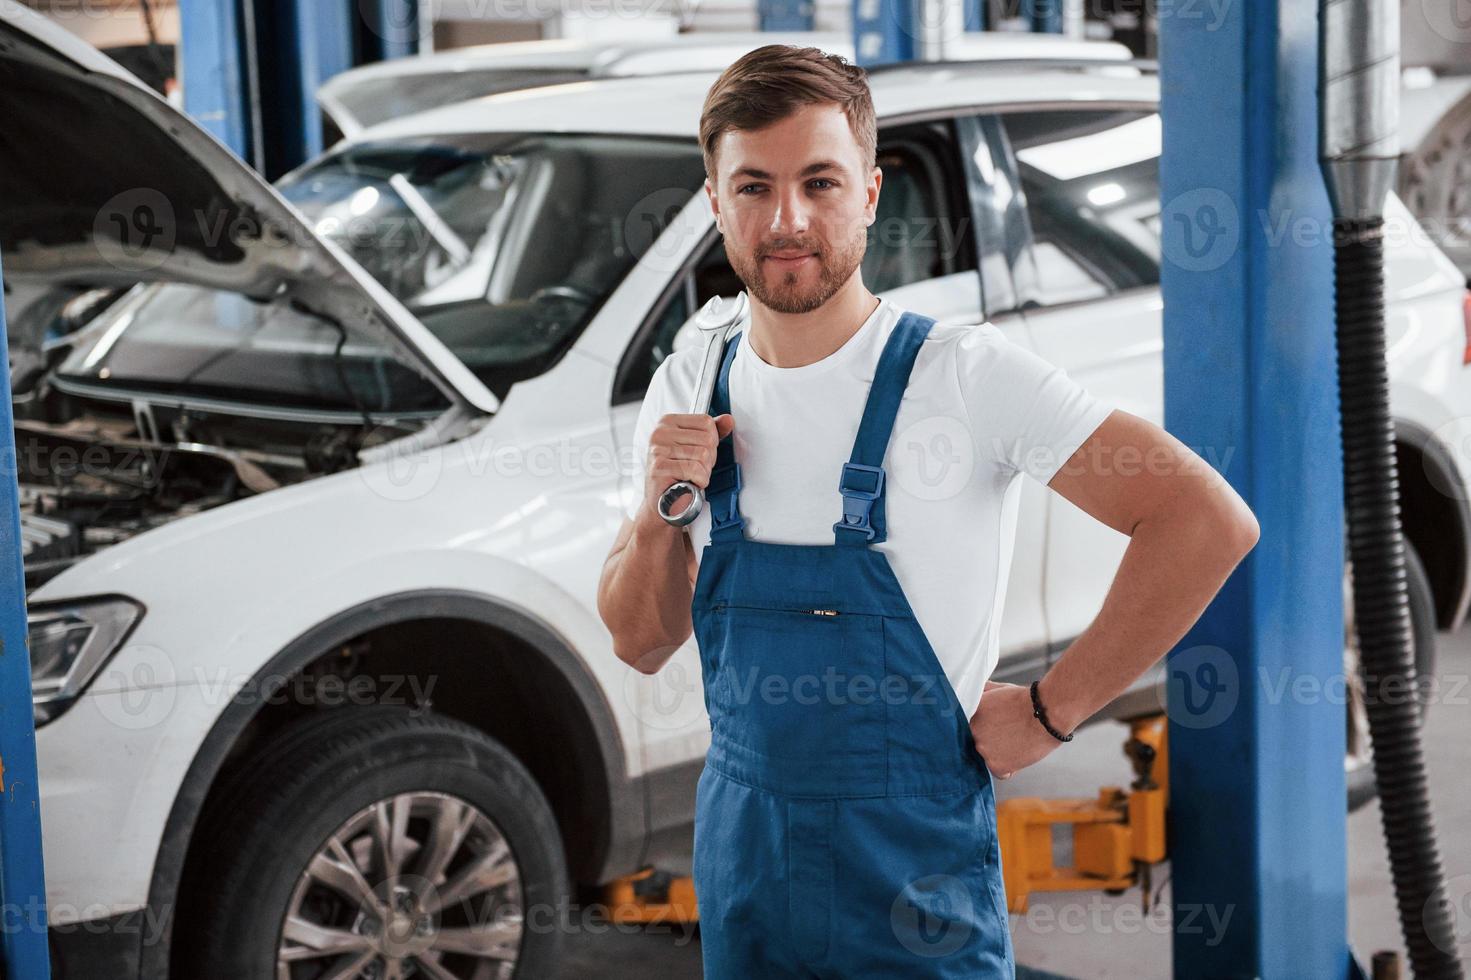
598;511;694;674
1039;495;1259;733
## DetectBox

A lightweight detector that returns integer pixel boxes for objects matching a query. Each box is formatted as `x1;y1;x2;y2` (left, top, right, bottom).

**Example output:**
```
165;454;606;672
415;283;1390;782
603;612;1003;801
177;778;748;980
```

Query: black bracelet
1030;680;1073;743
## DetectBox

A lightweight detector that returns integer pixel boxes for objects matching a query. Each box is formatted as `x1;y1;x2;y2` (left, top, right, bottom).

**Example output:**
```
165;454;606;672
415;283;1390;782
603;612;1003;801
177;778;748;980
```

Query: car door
945;112;1067;683
998;106;1166;653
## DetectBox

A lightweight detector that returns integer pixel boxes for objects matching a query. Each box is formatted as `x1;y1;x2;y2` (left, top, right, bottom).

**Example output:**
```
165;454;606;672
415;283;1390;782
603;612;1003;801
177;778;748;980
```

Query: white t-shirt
626;296;1114;720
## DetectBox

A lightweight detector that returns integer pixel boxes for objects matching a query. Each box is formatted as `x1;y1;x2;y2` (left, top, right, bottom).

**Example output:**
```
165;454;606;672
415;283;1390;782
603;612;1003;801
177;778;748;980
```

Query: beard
727;222;868;315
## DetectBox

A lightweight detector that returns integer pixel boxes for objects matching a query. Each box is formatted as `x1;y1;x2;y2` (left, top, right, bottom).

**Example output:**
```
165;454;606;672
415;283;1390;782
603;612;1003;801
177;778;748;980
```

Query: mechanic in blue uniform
598;44;1260;980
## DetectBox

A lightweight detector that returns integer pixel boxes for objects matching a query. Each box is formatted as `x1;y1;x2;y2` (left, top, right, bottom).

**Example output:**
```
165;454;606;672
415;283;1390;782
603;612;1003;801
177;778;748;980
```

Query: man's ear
867;164;882;225
705;177;721;234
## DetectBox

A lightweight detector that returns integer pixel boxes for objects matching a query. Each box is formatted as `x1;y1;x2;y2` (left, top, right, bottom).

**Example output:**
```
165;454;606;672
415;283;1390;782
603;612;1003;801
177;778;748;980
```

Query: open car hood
317;32;1132;137
0;5;500;415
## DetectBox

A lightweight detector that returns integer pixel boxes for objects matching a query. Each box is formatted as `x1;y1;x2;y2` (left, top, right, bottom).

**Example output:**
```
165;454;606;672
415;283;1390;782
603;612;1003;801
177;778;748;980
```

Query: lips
765;252;816;265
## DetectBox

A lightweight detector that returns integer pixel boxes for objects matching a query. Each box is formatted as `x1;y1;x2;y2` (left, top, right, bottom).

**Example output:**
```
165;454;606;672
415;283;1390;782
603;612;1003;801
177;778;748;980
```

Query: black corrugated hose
1333;216;1465;979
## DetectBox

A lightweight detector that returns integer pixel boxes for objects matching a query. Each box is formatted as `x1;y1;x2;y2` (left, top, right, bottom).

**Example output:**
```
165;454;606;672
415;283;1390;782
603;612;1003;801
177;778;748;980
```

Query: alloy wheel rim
276;791;524;980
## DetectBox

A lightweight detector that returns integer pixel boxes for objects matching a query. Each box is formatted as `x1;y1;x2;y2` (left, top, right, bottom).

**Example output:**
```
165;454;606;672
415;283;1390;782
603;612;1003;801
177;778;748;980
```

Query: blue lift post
181;0;419;178
758;0;815;33
0;252;54;977
1160;0;1349;977
177;0;258;167
851;0;985;67
1021;0;1063;34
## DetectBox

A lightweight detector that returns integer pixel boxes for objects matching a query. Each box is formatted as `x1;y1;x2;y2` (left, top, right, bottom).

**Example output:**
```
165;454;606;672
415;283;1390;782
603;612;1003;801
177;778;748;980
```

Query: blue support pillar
853;0;987;67
965;0;986;32
853;0;915;67
179;0;257;167
1022;0;1062;33
0;252;53;979
361;0;422;62
275;0;356;166
182;0;419;179
759;0;815;32
1159;0;1349;976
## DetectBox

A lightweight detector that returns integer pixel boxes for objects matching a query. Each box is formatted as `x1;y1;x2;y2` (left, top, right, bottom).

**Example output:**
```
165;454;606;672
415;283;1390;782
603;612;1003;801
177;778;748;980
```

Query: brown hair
699;44;877;183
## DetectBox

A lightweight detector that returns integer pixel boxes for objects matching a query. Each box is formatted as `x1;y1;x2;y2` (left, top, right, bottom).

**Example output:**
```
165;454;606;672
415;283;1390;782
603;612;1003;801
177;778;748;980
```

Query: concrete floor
555;625;1471;978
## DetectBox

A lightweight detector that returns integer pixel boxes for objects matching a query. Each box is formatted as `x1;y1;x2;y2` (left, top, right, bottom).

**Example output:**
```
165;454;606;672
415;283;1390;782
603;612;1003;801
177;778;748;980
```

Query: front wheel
196;706;568;979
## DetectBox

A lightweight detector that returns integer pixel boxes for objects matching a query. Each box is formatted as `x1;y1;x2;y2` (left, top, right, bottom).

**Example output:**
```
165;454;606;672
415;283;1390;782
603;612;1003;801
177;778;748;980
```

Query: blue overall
689;309;1016;978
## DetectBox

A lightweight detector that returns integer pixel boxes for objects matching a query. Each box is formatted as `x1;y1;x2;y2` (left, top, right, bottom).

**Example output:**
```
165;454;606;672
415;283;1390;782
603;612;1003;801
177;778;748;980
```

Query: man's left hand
969;681;1066;780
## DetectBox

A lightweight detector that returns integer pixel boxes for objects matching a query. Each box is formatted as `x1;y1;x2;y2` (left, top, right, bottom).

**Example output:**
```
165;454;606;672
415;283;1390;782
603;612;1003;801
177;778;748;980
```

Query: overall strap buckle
833;462;885;542
707;463;746;534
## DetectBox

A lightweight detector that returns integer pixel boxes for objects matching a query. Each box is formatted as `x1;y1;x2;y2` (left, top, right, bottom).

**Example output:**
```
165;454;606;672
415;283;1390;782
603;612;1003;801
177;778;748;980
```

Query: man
597;44;1259;978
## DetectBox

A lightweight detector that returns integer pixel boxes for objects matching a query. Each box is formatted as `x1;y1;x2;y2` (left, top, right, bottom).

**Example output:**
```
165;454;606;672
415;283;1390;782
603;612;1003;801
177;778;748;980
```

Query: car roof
357;60;1159;144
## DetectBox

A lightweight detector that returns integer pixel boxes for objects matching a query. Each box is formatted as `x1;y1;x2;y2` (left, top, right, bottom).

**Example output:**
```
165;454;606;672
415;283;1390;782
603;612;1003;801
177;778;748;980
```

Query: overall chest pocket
704;602;888;769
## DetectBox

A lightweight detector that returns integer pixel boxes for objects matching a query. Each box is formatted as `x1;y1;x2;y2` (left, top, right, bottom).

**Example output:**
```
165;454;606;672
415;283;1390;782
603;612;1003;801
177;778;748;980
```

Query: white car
4;8;1465;979
316;29;1132;138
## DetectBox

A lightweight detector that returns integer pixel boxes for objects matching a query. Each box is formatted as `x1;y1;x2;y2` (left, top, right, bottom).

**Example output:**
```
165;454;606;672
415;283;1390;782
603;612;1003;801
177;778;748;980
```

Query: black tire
1346;539;1437;812
193;706;568;979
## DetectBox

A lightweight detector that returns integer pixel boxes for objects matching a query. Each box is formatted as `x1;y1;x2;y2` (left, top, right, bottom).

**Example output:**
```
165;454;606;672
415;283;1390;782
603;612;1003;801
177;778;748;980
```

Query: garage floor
554;627;1471;978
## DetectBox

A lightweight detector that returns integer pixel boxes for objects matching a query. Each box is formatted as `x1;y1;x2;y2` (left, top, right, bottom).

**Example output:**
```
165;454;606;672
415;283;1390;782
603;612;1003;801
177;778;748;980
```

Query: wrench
657;291;749;527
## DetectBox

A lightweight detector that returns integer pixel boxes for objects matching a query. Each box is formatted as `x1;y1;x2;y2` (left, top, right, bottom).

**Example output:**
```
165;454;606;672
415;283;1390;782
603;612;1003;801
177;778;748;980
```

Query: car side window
614;121;975;404
1000;109;1163;309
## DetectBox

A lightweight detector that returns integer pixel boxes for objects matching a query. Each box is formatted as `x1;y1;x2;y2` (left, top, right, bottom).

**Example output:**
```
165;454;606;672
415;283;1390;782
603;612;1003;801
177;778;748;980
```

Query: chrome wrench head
657;291;749;526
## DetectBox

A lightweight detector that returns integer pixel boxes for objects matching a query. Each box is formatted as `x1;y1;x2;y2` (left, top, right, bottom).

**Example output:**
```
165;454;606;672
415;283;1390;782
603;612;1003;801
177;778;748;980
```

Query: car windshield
57;132;707;413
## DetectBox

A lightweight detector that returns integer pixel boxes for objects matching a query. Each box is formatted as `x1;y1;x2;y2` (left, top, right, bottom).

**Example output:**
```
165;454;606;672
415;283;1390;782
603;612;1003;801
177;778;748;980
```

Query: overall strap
705;330;746;543
834;310;937;547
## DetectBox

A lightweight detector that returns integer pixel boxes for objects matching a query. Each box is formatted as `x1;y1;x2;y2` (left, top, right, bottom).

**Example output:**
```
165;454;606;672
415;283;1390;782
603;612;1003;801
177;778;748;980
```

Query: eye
737;184;764;195
811;179;835;190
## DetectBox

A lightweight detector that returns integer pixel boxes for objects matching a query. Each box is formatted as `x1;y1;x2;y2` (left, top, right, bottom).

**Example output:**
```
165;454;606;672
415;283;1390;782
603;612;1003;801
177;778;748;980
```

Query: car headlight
29;596;144;726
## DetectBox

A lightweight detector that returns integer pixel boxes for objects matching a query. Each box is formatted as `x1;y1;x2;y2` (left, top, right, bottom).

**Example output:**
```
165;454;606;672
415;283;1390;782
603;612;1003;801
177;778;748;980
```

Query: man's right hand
637;412;736;530
600;411;735;674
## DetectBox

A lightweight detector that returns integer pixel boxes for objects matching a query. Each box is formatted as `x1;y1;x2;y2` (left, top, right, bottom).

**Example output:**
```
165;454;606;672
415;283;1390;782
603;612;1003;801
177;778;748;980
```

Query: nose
769;181;812;239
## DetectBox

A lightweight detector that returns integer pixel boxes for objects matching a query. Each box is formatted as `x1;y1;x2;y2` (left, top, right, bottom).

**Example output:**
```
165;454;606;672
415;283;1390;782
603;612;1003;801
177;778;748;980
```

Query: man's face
706;103;880;315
